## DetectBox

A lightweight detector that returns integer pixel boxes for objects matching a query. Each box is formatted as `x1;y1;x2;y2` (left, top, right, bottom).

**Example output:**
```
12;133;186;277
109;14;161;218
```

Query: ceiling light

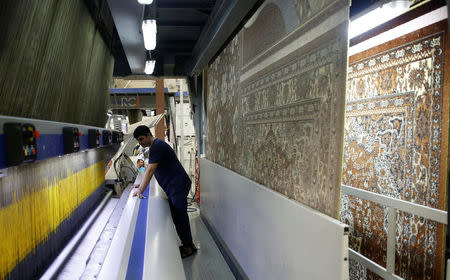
137;0;153;4
144;50;155;75
349;0;411;39
145;60;155;75
142;20;157;50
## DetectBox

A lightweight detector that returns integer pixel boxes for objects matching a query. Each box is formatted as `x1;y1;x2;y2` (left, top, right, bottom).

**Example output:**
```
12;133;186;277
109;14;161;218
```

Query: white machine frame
341;184;448;280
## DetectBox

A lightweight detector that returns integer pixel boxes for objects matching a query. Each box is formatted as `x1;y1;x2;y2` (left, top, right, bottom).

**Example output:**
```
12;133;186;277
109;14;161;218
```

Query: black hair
133;125;152;139
137;159;144;164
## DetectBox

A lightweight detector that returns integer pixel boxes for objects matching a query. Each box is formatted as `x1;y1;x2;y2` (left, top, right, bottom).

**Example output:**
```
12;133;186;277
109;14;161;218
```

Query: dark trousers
168;189;193;246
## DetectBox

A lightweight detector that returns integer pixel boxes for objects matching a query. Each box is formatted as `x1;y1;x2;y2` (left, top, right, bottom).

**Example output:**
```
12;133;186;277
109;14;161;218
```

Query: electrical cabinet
4;123;39;166
63;127;80;154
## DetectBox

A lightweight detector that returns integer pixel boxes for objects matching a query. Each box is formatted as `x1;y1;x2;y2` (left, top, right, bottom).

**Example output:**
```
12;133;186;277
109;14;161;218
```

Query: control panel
0;116;118;170
63;127;81;154
88;129;100;148
112;131;119;144
4;123;39;167
102;130;112;145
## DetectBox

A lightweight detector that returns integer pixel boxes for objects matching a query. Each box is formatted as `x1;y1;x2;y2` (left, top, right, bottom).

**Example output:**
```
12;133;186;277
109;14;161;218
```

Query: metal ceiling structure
106;0;398;78
107;0;265;77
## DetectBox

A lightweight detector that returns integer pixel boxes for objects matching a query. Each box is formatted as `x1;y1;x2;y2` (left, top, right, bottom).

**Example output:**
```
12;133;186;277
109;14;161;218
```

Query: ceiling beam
184;0;264;76
194;8;213;15
158;40;196;52
158;2;214;9
157;20;206;27
157;7;211;21
107;0;146;73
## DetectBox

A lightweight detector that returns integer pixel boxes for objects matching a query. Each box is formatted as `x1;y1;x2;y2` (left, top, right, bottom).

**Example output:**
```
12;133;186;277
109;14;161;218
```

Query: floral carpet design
341;29;446;280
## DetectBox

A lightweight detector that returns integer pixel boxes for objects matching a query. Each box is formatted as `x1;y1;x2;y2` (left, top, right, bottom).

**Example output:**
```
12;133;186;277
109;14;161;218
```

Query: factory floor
183;204;235;280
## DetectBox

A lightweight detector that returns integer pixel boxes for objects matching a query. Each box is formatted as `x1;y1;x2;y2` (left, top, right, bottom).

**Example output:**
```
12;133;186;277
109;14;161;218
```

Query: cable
120;165;137;183
113;153;138;183
113;154;123;181
121;165;137;177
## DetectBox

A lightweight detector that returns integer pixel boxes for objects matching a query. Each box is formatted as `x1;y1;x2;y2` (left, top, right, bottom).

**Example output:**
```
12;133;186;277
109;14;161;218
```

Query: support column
155;78;165;140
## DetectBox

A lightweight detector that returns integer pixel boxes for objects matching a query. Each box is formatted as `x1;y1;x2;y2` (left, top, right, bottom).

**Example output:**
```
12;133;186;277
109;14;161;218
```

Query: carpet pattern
340;23;447;279
206;0;349;218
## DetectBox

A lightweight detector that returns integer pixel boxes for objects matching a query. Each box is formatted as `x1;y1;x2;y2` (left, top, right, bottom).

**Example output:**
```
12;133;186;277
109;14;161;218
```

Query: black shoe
180;244;198;258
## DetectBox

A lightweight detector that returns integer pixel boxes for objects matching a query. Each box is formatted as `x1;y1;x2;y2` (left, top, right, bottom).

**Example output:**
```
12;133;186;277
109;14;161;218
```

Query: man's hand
133;188;146;199
133;162;157;199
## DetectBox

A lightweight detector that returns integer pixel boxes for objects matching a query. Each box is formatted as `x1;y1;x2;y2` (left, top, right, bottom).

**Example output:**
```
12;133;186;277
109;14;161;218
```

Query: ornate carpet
205;0;350;218
340;21;448;280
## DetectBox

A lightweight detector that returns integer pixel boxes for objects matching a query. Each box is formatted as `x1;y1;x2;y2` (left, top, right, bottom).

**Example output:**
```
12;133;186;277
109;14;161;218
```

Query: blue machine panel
0;116;122;170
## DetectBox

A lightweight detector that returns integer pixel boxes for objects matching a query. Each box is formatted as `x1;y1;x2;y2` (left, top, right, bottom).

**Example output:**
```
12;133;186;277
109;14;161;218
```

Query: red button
33;148;36;155
34;130;40;139
78;132;82;137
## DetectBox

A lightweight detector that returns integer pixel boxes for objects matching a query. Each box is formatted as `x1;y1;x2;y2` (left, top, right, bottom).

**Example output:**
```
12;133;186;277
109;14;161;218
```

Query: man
136;158;145;173
132;158;146;189
133;125;197;258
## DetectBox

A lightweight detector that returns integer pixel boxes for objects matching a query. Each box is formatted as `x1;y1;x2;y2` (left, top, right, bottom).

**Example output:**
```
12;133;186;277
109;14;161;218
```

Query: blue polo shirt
149;138;191;197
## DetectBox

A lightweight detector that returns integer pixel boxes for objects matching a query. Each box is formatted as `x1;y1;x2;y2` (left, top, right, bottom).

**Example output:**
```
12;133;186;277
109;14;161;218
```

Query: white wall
200;158;350;280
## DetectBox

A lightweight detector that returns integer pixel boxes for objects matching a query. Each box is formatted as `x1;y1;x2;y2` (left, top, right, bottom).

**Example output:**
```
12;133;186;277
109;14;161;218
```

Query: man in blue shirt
131;158;146;189
136;158;145;173
133;125;197;258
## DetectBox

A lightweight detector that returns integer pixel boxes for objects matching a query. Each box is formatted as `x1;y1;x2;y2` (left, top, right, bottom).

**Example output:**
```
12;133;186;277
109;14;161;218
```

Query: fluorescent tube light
142;20;157;50
145;60;155;75
137;0;153;4
349;1;411;39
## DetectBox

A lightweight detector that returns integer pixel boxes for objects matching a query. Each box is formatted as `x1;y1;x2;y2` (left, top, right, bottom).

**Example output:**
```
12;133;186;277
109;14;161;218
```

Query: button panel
3;123;38;166
63;127;81;154
88;129;100;148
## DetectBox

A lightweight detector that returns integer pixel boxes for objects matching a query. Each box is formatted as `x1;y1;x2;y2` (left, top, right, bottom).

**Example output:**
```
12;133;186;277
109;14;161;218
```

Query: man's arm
133;162;158;197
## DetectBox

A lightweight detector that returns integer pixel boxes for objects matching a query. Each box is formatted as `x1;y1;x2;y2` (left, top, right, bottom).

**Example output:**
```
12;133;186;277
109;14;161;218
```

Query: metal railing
341;184;447;280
